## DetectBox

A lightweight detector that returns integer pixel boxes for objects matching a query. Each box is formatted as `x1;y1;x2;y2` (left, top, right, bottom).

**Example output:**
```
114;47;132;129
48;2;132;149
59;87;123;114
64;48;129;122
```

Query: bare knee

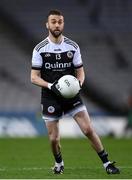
49;135;60;145
74;110;95;138
83;126;95;138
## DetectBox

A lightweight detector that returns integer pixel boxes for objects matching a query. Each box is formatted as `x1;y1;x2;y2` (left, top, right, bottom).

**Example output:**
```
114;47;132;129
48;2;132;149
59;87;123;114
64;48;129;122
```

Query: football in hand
56;75;81;98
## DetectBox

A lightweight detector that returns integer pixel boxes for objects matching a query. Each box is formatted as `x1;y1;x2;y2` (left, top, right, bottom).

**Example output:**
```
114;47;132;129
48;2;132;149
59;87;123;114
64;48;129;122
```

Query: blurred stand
0;0;132;137
125;92;132;137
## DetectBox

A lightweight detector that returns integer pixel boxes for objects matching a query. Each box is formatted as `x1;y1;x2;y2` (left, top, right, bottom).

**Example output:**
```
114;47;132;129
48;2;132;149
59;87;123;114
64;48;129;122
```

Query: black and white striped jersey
32;36;83;84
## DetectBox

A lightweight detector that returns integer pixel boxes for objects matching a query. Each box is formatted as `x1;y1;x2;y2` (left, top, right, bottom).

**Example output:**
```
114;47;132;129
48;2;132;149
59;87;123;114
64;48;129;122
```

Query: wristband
48;83;52;89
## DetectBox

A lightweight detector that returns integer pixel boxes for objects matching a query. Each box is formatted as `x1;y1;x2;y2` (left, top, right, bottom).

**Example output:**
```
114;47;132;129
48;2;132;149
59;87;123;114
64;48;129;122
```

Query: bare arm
75;66;85;86
31;69;50;88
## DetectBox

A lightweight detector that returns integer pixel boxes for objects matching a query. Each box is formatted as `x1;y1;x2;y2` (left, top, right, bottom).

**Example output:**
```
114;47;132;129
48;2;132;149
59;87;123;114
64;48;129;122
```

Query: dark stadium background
0;0;132;137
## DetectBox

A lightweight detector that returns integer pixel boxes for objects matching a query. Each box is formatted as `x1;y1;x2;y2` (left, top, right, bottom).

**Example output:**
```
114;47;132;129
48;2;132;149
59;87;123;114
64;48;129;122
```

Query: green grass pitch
0;136;132;179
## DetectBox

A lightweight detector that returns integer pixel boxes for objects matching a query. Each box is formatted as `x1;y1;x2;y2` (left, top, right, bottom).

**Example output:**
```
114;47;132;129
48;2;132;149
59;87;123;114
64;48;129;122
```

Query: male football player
31;9;120;175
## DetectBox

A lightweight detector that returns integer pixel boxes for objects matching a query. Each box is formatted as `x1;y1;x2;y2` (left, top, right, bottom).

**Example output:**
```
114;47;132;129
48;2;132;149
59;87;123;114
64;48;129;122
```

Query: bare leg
73;110;104;152
73;110;120;174
45;120;64;174
45;120;61;156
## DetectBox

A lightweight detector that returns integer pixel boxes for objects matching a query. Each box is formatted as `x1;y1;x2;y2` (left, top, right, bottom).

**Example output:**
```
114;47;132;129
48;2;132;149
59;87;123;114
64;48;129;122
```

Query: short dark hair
47;9;63;18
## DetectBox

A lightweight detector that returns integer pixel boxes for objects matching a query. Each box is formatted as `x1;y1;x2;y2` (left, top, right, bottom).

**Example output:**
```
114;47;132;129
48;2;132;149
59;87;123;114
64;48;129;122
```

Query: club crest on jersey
45;53;51;57
67;51;73;59
48;106;55;114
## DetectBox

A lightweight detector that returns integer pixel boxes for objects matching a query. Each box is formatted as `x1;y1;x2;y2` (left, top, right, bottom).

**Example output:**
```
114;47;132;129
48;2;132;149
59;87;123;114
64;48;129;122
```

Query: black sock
98;149;109;163
54;152;63;163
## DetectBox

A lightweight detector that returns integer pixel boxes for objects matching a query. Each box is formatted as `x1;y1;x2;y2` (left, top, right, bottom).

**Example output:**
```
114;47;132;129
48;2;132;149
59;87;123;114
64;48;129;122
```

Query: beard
49;29;63;38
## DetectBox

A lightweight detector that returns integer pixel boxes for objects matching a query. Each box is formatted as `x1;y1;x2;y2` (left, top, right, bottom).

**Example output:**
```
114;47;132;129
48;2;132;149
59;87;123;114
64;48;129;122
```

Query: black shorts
41;91;86;121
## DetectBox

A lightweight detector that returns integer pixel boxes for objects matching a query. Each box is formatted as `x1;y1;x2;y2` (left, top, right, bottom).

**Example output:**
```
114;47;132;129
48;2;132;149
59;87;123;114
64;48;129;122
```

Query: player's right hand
49;81;62;97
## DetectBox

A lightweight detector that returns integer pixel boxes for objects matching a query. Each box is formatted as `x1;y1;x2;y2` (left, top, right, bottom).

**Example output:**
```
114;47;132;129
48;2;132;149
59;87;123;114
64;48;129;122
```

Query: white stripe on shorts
65;105;87;117
42;115;62;122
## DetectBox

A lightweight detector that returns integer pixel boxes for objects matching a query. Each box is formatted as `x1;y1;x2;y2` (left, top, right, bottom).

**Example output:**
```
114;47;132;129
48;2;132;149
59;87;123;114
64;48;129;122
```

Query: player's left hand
78;80;82;90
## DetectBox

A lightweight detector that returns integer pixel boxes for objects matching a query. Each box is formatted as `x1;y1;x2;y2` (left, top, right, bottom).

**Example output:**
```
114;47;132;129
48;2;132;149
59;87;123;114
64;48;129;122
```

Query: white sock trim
103;161;111;168
55;161;64;167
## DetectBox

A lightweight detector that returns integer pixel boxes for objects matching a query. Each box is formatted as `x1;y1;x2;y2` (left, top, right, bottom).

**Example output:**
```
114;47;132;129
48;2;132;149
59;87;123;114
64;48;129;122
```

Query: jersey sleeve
73;46;83;69
31;48;43;70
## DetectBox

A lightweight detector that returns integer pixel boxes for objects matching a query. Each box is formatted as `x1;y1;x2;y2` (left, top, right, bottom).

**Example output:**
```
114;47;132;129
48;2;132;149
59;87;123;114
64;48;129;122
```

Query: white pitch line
0;167;46;171
0;166;132;172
